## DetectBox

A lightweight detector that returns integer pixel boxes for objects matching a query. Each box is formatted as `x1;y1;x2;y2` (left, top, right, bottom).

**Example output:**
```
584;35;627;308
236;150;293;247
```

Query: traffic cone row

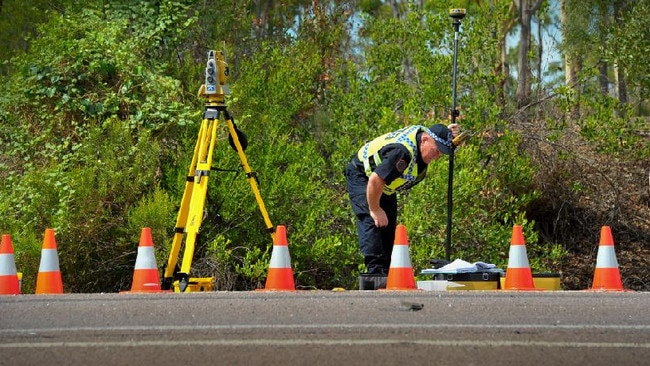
1;227;167;295
501;224;627;292
1;230;65;295
0;223;628;293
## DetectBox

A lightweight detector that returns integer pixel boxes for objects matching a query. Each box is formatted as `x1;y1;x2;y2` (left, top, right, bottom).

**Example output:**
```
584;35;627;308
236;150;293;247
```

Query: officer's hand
447;123;460;137
370;208;388;228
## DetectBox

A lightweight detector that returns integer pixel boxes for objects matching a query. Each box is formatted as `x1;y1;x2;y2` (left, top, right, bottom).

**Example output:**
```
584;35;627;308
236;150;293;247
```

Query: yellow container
449;281;498;291
173;277;215;292
433;272;500;291
499;273;562;290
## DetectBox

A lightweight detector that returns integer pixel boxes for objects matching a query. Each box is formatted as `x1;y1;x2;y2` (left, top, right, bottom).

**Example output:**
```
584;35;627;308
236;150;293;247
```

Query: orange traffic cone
385;224;417;290
590;226;624;291
263;225;295;291
127;227;163;292
35;228;64;294
503;225;536;290
0;234;21;295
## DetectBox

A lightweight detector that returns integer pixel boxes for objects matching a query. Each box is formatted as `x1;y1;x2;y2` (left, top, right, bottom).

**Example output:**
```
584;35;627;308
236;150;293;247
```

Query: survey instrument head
449;8;466;20
203;50;229;97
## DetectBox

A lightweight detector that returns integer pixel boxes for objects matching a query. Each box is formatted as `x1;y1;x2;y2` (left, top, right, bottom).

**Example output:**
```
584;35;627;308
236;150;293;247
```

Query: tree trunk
388;1;417;85
536;12;543;94
514;0;543;111
388;0;404;19
614;0;629;104
494;1;516;109
598;60;609;96
560;0;578;86
595;1;611;98
515;0;530;109
560;0;583;120
495;24;508;107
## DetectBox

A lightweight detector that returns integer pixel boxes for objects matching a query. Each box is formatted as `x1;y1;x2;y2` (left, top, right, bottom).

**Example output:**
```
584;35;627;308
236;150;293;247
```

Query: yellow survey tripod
161;50;275;292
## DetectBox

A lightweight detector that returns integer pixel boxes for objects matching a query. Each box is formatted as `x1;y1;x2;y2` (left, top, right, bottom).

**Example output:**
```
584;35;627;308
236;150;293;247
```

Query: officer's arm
367;172;385;211
367;172;388;227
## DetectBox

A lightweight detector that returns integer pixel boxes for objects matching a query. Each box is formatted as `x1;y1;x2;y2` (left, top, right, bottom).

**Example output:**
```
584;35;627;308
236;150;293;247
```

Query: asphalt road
1;290;649;365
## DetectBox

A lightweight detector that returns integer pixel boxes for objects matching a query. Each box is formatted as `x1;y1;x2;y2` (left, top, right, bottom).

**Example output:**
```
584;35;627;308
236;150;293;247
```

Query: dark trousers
345;162;398;274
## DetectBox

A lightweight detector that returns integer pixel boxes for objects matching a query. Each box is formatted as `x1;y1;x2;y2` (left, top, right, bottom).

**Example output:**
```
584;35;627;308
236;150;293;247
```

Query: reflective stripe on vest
357;125;424;195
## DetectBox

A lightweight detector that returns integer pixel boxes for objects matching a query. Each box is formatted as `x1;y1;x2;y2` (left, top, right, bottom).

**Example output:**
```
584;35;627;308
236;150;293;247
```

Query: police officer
345;123;460;288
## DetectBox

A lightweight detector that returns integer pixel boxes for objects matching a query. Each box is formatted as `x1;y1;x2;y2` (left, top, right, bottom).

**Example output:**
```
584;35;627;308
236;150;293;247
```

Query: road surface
1;290;649;365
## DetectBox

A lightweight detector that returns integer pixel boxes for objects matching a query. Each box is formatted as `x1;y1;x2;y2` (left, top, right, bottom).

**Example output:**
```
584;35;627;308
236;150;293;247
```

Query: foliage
611;2;650;102
0;0;72;75
0;0;646;293
0;2;197;292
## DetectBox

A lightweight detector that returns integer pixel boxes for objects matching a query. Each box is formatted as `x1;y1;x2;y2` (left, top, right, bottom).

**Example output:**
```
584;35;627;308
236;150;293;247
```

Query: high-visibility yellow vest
357;125;427;195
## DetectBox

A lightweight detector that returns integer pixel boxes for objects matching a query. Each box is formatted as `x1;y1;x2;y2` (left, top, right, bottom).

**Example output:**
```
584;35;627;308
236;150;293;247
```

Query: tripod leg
162;120;206;290
163;116;219;292
179;117;219;291
224;111;276;242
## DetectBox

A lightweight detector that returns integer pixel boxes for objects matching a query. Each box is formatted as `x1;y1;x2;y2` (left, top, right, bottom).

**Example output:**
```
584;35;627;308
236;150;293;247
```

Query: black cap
426;124;453;155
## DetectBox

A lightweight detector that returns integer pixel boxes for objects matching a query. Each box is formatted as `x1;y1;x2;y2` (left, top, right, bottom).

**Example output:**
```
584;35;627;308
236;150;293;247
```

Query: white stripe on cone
269;246;291;268
595;246;619;268
507;245;531;268
134;246;157;269
0;253;18;276
38;249;60;272
390;245;412;268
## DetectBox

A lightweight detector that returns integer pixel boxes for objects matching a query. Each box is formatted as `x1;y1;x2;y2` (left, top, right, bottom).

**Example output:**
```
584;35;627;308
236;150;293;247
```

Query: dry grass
517;116;650;291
